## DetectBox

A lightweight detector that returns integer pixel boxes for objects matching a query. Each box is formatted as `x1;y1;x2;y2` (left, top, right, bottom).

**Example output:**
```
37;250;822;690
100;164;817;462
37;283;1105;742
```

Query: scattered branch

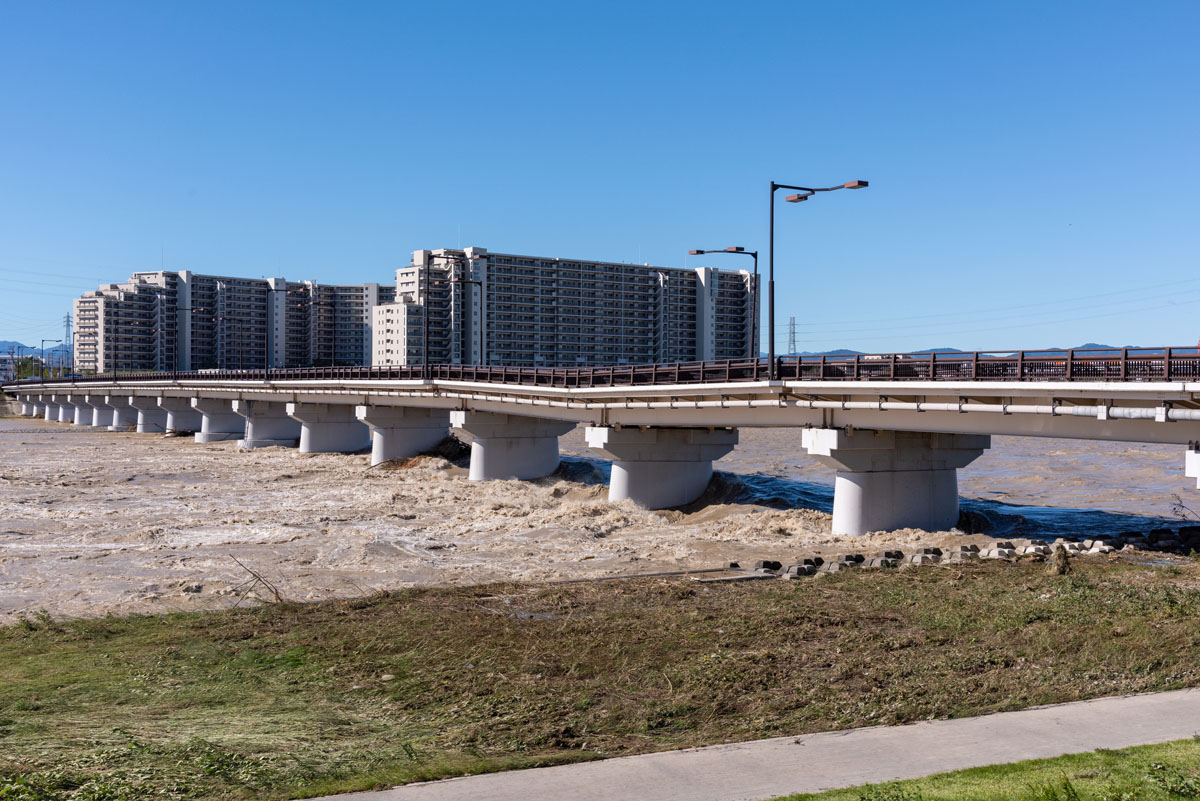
1170;494;1199;522
228;554;287;606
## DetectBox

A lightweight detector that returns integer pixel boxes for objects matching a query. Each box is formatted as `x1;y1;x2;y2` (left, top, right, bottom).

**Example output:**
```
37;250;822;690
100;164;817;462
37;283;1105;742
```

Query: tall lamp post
688;247;759;361
40;339;62;382
768;179;868;380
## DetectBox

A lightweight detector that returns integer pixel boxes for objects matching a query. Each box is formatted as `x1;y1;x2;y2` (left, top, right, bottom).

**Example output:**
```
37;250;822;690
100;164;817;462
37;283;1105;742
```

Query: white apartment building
73;270;394;373
373;247;758;368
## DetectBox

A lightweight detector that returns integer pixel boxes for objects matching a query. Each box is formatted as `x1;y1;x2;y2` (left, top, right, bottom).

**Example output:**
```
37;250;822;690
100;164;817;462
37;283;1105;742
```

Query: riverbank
3;560;1200;800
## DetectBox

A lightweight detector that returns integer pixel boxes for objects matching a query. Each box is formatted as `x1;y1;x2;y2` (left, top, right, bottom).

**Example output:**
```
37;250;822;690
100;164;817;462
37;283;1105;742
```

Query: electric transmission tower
63;313;72;374
787;316;797;355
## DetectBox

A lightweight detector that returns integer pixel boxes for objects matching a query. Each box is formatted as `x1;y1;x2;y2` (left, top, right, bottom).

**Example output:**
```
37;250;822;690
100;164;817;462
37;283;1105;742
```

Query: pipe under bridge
7;346;1200;535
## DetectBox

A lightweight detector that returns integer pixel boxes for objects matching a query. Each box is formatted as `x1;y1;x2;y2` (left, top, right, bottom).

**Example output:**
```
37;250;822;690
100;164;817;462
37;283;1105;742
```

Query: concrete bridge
7;347;1200;535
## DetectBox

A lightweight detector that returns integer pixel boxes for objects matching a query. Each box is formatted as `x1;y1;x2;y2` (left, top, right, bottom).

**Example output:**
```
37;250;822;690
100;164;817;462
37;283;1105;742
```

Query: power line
784;288;1200;339
789;276;1200;330
776;296;1200;346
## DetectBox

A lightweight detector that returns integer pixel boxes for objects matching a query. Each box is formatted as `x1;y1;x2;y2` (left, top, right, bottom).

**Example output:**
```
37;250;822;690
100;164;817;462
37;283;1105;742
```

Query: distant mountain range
0;341;73;358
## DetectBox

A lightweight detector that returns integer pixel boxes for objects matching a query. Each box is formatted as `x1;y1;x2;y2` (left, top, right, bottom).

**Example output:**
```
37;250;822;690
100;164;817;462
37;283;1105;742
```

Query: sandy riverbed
0;416;1194;623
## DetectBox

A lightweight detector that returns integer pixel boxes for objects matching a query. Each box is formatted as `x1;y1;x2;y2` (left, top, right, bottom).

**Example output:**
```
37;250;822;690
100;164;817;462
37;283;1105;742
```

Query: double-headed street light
688;247;759;360
768;179;868;380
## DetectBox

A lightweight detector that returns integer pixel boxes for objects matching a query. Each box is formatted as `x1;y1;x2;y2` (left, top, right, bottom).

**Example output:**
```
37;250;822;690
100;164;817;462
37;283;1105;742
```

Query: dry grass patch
2;559;1200;799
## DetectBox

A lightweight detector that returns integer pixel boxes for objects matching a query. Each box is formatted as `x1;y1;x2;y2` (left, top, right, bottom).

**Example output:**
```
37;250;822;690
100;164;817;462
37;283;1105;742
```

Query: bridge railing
7;347;1200;389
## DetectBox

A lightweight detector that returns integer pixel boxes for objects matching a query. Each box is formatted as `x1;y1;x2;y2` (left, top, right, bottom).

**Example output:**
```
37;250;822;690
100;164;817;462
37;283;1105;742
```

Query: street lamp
688;246;759;361
768;179;868;380
40;339;62;382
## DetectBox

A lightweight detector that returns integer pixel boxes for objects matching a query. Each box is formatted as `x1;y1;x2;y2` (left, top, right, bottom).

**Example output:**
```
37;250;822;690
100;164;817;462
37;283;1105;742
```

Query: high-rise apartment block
372;247;758;368
73;271;394;372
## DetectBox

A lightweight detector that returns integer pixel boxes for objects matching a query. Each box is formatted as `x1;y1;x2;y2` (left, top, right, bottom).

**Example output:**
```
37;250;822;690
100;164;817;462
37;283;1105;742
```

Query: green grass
779;739;1200;800
3;559;1200;799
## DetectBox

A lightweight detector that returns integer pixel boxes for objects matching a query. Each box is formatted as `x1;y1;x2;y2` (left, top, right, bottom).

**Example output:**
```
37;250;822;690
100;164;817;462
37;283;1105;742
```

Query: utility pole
788;316;797;356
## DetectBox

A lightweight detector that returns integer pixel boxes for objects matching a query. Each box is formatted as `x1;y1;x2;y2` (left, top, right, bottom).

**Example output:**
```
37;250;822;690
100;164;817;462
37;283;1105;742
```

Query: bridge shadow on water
557;456;1185;541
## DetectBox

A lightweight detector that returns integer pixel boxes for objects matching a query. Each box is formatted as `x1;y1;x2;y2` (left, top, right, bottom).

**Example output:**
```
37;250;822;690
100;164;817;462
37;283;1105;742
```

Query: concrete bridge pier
158;397;203;435
53;395;73;423
451;411;575;480
232;400;301;449
43;399;60;421
355;405;450;466
1188;446;1200;489
85;395;114;428
106;396;136;430
585;426;739;509
802;428;990;536
71;398;94;425
286;402;370;453
128;397;168;434
191;398;245;443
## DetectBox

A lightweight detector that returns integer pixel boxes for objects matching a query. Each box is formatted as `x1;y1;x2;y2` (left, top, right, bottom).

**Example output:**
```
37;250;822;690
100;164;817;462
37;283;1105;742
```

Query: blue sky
1;0;1197;355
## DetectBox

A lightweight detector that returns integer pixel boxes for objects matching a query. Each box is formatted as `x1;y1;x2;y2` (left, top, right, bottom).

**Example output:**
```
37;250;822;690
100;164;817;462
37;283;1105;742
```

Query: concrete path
321;689;1200;801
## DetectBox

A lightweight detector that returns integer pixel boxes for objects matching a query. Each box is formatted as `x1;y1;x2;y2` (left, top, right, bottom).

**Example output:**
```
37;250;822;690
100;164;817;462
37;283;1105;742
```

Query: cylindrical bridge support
158;397;203;435
55;397;74;423
451;411;575;481
191;397;246;443
802;428;990;536
585;426;738;509
1187;446;1200;489
355;405;450;466
69;397;93;426
106;396;136;431
287;402;370;454
85;395;114;428
127;397;168;434
232;400;301;449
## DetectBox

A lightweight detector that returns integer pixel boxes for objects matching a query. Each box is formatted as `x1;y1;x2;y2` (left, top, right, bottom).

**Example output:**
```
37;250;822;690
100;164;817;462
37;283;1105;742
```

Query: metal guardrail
7;347;1200;390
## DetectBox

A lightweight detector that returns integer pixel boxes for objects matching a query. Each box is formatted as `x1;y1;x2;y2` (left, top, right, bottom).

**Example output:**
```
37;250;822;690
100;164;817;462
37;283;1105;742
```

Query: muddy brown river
0;416;1194;623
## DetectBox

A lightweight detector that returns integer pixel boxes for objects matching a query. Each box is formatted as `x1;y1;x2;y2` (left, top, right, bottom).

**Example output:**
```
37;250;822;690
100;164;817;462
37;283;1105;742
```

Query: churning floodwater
559;455;1185;541
560;428;1199;540
2;417;1196;623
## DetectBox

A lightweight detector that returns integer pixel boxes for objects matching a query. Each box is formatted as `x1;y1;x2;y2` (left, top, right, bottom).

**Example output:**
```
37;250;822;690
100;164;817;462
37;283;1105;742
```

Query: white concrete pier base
287;402;370;453
57;402;74;423
158;397;202;435
85;396;114;428
802;428;990;536
191;397;246;443
451;411;575;481
232;400;301;449
355;406;450;466
72;402;93;425
106;396;136;431
1187;447;1200;489
20;398;35;416
585;426;739;509
128;397;168;434
43;402;60;422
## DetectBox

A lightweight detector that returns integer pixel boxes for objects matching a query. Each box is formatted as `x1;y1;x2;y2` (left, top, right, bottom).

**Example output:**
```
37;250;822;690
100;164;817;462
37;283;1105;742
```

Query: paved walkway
324;689;1200;801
